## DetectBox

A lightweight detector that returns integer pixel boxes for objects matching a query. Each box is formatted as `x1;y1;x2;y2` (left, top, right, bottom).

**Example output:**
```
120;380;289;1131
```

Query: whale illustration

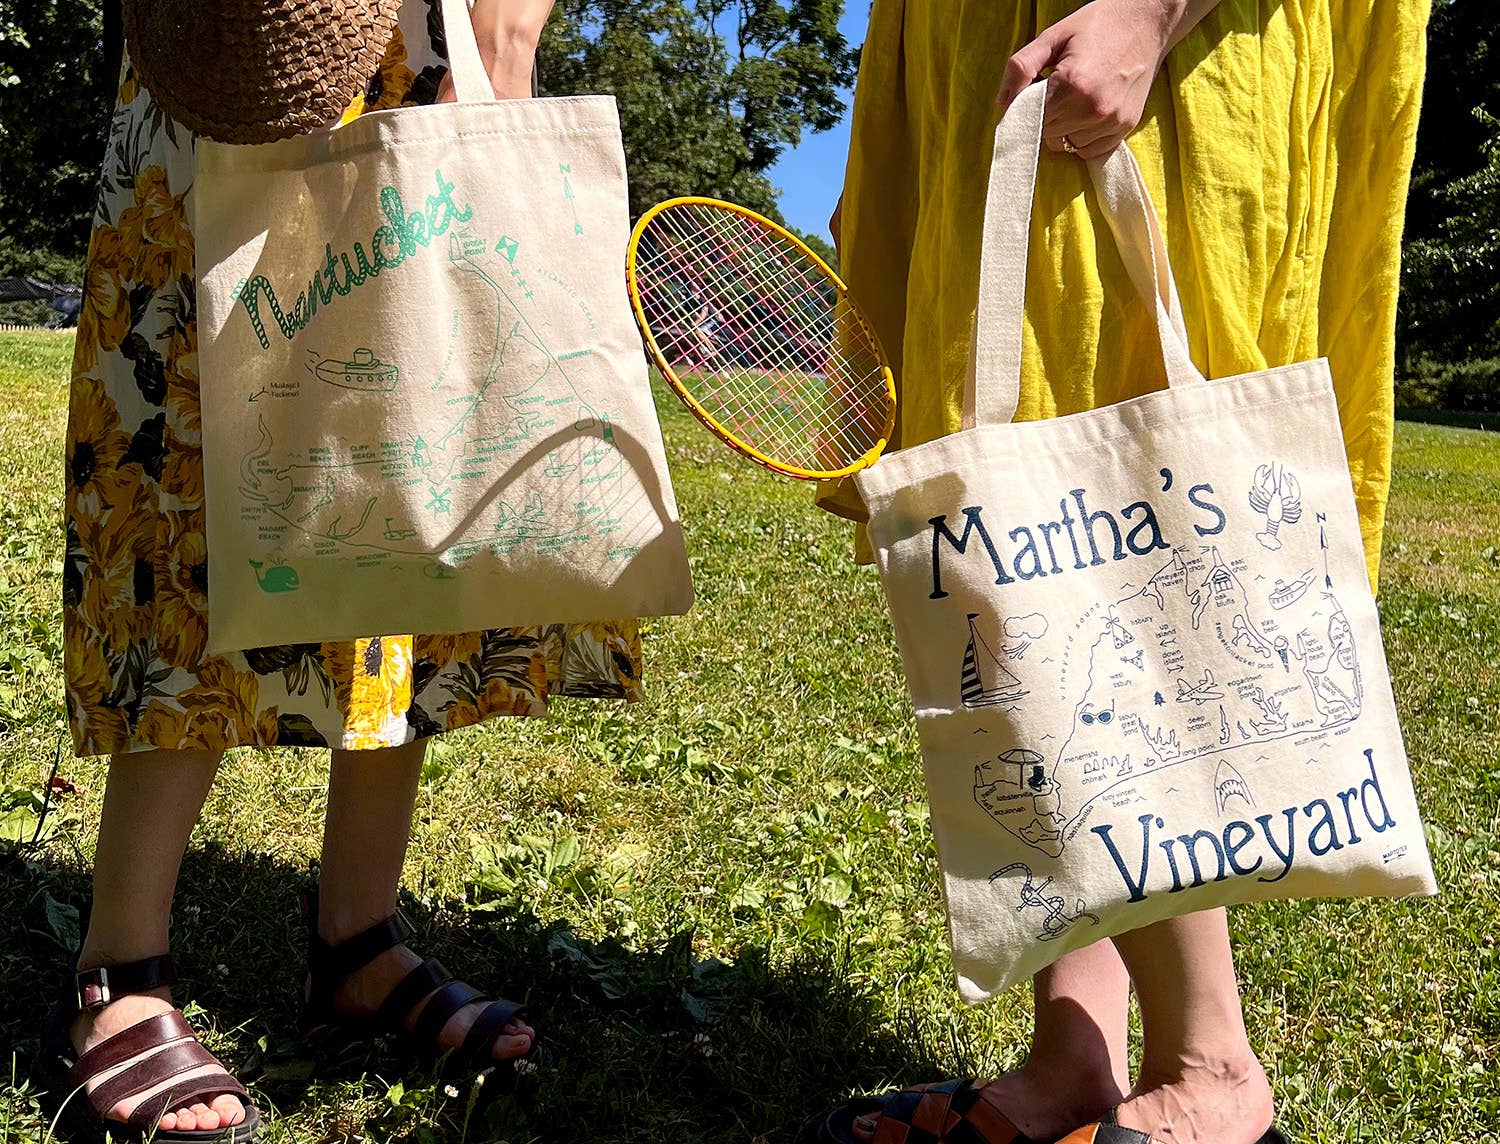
249;560;300;594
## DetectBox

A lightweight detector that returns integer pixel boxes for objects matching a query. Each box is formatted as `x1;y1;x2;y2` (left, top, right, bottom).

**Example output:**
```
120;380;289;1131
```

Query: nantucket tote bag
193;0;693;652
854;81;1436;1003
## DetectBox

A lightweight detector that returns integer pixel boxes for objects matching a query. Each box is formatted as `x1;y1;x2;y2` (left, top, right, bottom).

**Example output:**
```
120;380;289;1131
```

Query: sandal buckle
76;966;111;1012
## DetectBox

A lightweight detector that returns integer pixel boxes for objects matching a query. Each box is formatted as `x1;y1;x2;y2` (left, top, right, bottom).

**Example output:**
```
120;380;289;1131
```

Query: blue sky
765;6;868;238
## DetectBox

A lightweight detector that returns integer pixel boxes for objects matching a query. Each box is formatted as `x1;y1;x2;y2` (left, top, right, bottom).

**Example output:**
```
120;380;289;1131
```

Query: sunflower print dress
64;0;643;758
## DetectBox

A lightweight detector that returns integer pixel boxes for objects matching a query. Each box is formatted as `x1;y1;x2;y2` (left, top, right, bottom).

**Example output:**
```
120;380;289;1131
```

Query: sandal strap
374;957;452;1029
71;1011;194;1081
458;998;525;1063
410;980;483;1049
127;1071;250;1132
86;1037;217;1119
304;889;417;1002
71;955;176;1016
876;1078;1030;1144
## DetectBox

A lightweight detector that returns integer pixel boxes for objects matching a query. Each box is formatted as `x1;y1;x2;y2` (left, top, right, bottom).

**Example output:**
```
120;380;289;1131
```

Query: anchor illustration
990;862;1100;941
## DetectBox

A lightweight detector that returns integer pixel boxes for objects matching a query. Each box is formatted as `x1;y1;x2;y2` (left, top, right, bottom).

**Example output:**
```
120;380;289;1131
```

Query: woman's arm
996;0;1223;159
439;0;556;100
829;0;1219;246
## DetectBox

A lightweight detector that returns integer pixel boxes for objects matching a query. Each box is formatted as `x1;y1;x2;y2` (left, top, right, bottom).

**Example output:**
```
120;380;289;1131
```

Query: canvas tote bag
193;0;693;652
854;82;1436;1003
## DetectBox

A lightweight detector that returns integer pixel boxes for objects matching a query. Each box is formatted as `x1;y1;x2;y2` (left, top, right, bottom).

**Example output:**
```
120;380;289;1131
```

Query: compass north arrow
560;164;582;233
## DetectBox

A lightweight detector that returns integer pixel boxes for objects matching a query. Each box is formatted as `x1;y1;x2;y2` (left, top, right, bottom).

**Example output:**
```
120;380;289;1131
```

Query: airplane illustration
1175;669;1224;705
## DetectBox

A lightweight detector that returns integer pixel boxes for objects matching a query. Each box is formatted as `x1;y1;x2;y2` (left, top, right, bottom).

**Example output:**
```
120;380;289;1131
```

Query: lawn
0;330;1496;1142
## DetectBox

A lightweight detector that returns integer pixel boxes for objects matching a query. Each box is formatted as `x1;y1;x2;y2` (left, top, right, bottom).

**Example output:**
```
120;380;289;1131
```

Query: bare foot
851;1059;1123;1142
69;988;247;1132
324;944;536;1061
1114;1054;1274;1144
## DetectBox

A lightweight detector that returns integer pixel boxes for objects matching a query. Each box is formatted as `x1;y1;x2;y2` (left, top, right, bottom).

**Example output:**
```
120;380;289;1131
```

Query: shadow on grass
1;842;943;1143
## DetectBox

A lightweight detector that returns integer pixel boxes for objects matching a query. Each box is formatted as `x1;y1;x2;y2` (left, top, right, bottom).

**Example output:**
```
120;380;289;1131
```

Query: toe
173;1107;197;1132
504;1019;534;1049
158;1110;178;1131
190;1102;221;1130
210;1093;247;1126
852;1112;879;1142
491;1031;534;1060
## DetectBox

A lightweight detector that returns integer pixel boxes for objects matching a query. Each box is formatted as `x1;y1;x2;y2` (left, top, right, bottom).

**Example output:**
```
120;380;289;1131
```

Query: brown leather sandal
300;891;545;1088
40;954;262;1142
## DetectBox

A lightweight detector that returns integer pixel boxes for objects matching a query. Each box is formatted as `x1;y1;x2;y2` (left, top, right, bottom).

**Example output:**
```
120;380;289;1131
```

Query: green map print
238;223;627;578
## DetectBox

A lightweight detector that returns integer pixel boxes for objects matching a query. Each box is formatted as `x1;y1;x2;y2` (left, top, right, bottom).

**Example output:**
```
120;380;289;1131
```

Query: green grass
0;330;1496;1142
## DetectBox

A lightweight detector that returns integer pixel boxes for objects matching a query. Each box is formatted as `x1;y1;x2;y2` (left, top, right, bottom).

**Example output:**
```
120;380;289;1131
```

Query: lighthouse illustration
961;614;1029;708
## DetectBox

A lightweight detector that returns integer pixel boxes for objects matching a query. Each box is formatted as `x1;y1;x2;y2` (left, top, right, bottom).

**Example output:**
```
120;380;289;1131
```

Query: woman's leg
990;939;1132;1132
74;748;246;1132
1109;909;1273;1144
853;939;1129;1141
315;740;533;1058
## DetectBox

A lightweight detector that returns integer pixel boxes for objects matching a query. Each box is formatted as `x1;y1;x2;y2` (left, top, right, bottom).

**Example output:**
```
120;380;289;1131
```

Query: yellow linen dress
822;0;1430;587
64;0;642;758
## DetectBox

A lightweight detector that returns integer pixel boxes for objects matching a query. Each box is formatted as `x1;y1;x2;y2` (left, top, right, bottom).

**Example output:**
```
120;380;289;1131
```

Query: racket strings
647;211;848;424
633;201;891;474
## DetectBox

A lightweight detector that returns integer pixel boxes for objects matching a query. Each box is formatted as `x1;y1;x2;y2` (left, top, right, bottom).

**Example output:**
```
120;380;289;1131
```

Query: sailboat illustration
961;614;1029;707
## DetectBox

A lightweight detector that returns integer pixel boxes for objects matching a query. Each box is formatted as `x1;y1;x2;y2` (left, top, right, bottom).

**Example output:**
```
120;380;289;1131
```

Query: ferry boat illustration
1268;572;1313;610
961;613;1029;707
315;348;400;392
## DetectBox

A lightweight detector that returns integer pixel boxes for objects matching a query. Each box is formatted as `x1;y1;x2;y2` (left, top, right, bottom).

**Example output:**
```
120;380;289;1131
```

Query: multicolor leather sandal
810;1077;1056;1144
39;954;262;1142
300;892;545;1087
1052;1109;1290;1143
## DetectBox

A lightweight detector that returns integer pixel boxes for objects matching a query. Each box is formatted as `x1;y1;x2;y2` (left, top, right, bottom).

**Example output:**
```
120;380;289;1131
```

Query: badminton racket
625;197;895;481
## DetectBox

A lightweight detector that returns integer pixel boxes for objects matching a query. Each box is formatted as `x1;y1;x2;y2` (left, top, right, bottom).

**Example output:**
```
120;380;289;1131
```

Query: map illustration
970;490;1363;859
236;222;631;583
989;861;1101;943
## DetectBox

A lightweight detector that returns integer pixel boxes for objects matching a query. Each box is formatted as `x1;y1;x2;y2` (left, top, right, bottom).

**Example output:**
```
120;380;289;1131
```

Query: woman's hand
995;0;1218;159
438;0;555;101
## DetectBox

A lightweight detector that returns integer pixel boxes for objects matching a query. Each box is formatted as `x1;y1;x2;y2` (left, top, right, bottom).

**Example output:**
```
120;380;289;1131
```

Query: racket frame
626;195;896;481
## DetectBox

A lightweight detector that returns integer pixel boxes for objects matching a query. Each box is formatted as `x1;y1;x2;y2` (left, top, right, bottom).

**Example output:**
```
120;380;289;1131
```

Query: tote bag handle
438;0;498;104
965;80;1206;430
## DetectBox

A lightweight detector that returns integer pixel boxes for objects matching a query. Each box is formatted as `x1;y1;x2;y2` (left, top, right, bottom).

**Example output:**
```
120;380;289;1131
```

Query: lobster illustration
1248;463;1302;551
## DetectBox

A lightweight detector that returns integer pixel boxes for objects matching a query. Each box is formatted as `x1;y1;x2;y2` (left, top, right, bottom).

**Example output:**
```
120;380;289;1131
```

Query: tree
0;0;111;268
0;0;855;294
1402;117;1500;363
539;0;859;219
1399;0;1500;366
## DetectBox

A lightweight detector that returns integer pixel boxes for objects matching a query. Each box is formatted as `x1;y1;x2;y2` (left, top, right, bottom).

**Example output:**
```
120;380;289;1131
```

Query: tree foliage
0;0;112;268
539;0;858;218
1399;0;1500;367
0;0;854;282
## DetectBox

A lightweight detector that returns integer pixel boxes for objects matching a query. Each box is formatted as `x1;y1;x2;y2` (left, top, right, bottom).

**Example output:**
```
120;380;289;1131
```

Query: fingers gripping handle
965;81;1203;430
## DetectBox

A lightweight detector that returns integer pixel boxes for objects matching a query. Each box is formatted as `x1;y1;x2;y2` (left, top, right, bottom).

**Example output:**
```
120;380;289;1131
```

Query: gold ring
1061;136;1078;155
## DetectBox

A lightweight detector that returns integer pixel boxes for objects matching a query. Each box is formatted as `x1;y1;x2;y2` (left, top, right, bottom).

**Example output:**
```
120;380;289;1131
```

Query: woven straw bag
122;0;401;143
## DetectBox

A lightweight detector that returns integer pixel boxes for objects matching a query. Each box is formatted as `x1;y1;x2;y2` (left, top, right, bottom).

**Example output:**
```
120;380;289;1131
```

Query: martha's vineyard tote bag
193;0;692;651
853;81;1436;1003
